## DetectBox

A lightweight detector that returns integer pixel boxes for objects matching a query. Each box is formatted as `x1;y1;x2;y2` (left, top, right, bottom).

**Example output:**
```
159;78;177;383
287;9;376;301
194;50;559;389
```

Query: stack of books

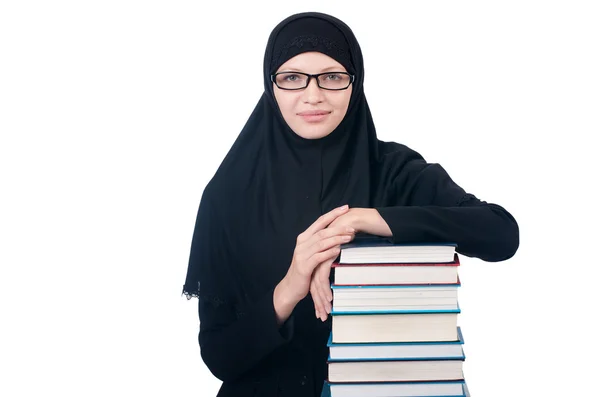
321;236;470;397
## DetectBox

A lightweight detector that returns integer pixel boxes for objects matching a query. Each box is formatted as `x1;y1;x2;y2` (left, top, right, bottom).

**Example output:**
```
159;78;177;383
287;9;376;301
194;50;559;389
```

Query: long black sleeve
376;163;519;262
198;289;294;382
186;192;295;383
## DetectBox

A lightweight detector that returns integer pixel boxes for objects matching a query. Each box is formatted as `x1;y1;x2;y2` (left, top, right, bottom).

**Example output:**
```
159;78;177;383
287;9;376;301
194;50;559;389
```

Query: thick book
332;311;459;343
327;327;464;361
340;236;457;264
321;380;469;397
331;283;460;313
328;358;464;383
332;255;460;285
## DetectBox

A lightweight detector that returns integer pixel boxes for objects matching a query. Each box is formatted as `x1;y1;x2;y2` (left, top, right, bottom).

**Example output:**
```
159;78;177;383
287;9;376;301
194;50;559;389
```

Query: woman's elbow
199;331;244;383
486;215;520;262
200;346;239;383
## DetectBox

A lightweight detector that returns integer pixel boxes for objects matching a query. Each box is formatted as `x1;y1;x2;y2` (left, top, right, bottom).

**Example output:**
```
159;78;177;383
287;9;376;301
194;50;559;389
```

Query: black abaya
183;11;519;397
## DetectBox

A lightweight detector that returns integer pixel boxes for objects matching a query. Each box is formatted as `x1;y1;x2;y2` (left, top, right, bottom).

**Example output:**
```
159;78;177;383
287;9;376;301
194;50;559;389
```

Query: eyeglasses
271;72;355;91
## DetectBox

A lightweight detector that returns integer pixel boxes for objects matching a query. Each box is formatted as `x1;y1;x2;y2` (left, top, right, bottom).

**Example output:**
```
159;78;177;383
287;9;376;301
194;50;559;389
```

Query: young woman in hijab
183;11;519;397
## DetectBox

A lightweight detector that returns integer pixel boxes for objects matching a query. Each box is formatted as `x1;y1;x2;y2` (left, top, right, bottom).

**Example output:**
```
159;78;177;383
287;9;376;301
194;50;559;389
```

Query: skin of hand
273;205;356;325
310;208;393;321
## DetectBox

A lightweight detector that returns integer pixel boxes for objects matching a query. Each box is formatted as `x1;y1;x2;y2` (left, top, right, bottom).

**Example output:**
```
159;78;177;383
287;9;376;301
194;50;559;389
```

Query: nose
302;77;324;104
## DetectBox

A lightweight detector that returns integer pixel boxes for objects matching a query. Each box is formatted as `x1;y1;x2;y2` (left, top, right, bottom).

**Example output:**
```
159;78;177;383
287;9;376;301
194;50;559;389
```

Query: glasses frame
271;71;355;91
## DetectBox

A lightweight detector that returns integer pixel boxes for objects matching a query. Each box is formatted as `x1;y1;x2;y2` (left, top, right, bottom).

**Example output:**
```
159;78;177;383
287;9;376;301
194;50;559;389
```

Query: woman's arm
375;199;519;262
331;163;519;262
192;202;353;382
376;162;519;262
198;288;295;383
187;192;296;383
312;162;519;319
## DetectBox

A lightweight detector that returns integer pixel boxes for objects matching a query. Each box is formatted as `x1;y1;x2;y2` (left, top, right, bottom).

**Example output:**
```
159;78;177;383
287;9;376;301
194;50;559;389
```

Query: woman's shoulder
376;140;429;173
200;179;236;209
374;140;460;194
199;178;249;220
378;140;424;160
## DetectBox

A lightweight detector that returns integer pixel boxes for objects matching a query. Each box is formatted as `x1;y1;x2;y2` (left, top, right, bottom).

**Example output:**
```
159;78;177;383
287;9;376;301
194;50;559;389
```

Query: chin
294;126;335;140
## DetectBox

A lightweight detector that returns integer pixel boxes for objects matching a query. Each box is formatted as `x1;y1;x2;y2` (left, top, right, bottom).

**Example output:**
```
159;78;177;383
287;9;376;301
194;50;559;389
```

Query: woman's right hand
282;204;355;304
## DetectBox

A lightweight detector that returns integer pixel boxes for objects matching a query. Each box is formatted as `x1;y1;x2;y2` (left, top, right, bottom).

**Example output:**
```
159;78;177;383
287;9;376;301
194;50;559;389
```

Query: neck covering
183;11;382;303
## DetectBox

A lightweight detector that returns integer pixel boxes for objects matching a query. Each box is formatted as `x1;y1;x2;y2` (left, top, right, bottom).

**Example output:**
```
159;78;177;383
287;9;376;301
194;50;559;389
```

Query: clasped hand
285;205;388;322
309;207;362;321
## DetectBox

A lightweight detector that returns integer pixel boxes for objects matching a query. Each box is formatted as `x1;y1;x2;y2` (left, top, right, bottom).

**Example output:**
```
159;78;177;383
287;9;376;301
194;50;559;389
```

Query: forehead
276;51;347;73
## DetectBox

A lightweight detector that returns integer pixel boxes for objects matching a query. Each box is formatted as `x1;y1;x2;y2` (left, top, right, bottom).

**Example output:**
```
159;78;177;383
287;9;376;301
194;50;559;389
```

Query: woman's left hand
310;208;393;321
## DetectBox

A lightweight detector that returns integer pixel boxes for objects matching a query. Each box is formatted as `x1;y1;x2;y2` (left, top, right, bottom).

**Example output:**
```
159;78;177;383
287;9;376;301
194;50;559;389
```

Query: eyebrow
280;66;346;73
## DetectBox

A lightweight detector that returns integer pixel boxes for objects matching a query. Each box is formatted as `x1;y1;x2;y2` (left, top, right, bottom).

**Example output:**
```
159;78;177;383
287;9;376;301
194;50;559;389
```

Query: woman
183;11;519;397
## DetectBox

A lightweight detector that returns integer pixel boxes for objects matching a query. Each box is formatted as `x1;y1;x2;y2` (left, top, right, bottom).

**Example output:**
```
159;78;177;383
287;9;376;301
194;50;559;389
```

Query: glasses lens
318;73;351;90
275;73;308;89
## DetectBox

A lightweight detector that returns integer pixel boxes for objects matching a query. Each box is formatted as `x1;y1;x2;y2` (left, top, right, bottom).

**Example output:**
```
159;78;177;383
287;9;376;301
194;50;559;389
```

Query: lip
298;110;331;123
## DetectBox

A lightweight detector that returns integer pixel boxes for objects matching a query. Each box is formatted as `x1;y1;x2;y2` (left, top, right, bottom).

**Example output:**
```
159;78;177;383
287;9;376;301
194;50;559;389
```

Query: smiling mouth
298;112;331;123
298;111;331;116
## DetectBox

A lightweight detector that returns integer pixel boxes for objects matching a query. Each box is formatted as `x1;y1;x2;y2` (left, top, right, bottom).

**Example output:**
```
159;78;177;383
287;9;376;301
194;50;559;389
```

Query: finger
314;258;334;318
310;264;326;320
310;280;319;316
304;205;349;237
310;246;342;270
293;238;341;278
313;270;329;315
311;269;327;316
310;280;325;319
318;278;331;315
306;233;352;262
321;273;333;304
317;259;333;306
305;226;355;251
318;271;333;313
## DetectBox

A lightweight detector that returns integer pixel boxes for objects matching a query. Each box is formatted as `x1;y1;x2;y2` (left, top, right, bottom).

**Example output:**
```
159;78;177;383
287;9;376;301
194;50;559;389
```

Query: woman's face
273;52;352;140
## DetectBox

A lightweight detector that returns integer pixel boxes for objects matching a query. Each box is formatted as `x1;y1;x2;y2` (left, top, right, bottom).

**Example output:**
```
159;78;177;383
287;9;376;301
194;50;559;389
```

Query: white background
1;1;599;396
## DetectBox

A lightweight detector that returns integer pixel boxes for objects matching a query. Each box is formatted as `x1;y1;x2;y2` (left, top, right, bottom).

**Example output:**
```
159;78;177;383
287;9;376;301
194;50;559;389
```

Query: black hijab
183;12;418;306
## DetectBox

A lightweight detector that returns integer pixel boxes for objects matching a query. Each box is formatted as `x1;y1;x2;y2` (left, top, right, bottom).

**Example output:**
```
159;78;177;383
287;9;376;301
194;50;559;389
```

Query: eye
324;73;343;81
283;74;302;81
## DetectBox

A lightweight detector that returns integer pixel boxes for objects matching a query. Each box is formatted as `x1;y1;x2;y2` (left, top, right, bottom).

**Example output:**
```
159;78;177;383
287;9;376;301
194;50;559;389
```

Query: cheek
333;93;351;119
274;93;297;121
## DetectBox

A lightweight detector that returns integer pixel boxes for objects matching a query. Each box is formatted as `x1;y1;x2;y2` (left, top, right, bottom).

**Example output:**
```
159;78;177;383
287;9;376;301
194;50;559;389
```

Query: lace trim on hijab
270;34;352;72
182;281;225;304
182;283;247;319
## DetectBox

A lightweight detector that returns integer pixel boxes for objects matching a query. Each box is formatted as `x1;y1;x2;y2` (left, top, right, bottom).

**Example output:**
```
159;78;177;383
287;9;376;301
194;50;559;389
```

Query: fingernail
338;204;348;210
346;227;355;233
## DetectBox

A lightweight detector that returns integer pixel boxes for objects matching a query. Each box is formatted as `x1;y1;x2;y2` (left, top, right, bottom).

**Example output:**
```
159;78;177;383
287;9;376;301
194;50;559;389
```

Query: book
331;283;460;313
332;254;460;285
327;327;464;361
324;236;471;397
328;358;464;383
340;236;457;264
332;311;459;343
321;380;469;397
